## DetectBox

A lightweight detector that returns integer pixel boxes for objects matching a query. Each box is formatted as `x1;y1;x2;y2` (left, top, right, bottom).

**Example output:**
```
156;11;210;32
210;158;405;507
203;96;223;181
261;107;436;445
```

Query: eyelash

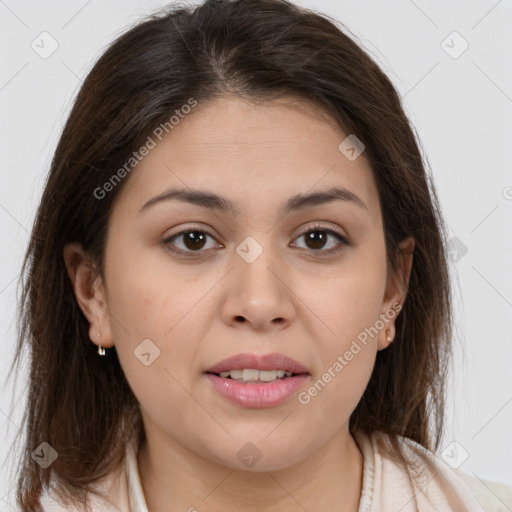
162;224;349;258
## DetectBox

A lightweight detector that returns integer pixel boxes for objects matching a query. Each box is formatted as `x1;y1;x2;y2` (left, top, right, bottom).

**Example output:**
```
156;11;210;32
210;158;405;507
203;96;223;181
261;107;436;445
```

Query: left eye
291;227;348;254
163;226;348;256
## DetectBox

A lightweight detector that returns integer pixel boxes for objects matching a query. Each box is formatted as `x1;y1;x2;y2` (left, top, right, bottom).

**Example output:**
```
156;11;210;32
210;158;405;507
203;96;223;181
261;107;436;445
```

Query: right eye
162;229;222;256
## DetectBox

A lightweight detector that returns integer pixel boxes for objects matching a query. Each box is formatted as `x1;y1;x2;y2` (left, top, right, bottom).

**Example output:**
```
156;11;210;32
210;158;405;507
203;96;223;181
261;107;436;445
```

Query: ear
377;236;415;351
63;242;115;349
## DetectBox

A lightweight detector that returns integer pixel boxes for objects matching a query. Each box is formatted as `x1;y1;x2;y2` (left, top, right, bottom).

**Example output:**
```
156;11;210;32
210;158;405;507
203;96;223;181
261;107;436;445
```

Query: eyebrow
139;186;368;216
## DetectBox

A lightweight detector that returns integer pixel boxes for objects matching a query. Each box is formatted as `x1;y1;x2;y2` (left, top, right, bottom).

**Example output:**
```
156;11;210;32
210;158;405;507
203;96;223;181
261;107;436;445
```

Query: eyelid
296;221;348;239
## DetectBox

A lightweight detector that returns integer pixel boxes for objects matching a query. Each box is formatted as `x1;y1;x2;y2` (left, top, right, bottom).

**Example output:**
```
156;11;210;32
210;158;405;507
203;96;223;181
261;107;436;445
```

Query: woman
8;0;512;510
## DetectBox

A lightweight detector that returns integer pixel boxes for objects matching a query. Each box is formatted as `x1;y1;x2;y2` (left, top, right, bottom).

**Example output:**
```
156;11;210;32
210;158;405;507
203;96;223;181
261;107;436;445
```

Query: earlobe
377;325;396;351
63;243;114;349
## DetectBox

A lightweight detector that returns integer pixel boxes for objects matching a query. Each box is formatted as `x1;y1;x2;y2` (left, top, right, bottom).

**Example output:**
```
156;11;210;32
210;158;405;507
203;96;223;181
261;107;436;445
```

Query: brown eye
292;225;349;255
180;231;208;250
303;230;329;250
163;229;220;255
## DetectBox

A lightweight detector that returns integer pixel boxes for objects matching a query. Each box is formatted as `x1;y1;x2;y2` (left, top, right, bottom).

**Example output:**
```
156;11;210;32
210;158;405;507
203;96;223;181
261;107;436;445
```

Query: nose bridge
234;233;285;293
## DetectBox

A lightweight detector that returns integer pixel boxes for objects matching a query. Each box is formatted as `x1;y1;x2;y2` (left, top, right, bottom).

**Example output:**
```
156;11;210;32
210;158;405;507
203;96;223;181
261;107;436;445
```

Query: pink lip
204;352;309;374
204;373;310;408
204;352;310;408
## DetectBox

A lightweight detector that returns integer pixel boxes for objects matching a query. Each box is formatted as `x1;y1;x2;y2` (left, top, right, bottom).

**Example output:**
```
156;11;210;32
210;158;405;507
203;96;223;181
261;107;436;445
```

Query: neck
137;426;364;512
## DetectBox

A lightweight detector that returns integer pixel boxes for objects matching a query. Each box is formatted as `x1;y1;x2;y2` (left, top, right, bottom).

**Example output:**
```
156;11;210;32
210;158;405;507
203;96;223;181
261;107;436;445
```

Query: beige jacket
38;430;512;511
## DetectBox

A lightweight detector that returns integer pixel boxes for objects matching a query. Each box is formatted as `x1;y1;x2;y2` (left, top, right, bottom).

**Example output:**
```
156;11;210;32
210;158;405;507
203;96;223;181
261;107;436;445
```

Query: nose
221;236;296;331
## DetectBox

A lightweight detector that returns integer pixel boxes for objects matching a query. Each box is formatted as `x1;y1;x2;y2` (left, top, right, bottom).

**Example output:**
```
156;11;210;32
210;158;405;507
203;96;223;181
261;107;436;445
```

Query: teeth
227;369;244;380
242;369;260;381
218;369;294;382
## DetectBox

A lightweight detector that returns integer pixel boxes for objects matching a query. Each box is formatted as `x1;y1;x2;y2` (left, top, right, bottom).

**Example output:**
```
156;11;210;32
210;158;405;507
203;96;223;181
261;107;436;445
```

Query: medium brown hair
7;0;452;510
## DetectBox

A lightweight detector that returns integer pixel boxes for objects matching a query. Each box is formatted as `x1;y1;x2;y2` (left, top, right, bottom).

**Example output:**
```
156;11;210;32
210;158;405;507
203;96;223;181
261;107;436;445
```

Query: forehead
113;95;380;220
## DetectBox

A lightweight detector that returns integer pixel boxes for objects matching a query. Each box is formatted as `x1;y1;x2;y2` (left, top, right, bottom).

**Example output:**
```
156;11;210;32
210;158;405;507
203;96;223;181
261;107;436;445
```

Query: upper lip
205;353;310;374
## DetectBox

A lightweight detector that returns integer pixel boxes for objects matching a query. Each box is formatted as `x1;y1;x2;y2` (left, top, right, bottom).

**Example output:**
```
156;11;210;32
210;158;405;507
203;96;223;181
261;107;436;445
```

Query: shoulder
354;430;512;512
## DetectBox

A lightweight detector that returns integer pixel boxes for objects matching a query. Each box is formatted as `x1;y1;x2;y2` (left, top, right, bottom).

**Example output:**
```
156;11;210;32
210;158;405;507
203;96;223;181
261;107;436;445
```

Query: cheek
299;248;386;412
300;277;381;421
310;254;387;353
103;242;209;387
105;239;200;338
106;267;206;426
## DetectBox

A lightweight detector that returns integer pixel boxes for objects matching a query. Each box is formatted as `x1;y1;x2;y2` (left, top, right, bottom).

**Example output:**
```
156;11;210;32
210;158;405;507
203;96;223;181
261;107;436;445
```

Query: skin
64;95;414;512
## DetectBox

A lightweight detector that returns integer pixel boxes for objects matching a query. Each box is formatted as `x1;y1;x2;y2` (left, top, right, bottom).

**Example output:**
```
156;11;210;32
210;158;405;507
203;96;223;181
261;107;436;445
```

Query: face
66;95;412;472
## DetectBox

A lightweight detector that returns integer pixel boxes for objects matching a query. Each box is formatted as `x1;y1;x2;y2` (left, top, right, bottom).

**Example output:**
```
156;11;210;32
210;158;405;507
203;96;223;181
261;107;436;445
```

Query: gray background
1;0;511;508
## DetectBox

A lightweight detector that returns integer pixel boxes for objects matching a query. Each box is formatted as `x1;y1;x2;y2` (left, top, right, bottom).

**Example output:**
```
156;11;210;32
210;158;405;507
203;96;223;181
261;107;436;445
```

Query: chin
204;435;310;472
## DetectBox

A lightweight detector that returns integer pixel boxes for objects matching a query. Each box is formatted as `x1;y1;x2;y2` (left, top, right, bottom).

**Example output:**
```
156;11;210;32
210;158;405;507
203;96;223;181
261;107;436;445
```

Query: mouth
205;368;308;384
204;353;311;408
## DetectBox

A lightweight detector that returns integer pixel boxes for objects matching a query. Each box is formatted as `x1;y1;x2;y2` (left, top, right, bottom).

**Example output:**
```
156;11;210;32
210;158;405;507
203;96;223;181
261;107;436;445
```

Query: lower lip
204;373;310;408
